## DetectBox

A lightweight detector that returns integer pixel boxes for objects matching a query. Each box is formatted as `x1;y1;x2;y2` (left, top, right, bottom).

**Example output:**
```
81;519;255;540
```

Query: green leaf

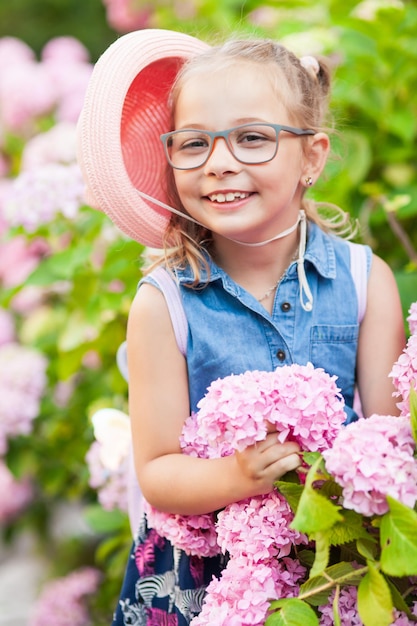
299;562;365;606
356;537;378;561
386;578;414;617
409;386;417;446
291;459;343;534
332;586;342;626
327;509;370;546
266;598;319;626
310;531;330;577
275;481;304;513
357;562;393;626
26;243;93;285
83;504;127;534
380;496;417;576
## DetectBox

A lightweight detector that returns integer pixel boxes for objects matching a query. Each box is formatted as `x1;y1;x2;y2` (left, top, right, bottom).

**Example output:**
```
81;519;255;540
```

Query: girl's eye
177;135;210;152
236;130;274;147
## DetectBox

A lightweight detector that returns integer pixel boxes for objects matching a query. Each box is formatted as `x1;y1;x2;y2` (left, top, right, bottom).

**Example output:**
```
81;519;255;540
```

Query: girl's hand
234;433;301;497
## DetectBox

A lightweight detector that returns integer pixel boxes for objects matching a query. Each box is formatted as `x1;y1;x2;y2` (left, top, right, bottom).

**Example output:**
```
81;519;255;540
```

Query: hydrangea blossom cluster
319;585;417;625
0;342;48;454
144;363;346;624
85;408;132;512
0;458;33;523
4;163;85;232
101;0;153;32
0;35;92;135
192;556;306;626
190;363;346;456
390;332;417;417
407;302;417;336
323;413;417;516
28;567;101;626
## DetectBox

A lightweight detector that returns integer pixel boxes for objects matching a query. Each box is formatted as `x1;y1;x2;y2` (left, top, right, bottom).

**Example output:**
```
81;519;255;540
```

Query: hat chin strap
136;190;313;311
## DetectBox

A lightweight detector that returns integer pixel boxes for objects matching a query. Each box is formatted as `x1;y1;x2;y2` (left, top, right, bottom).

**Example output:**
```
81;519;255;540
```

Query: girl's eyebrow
175;117;271;130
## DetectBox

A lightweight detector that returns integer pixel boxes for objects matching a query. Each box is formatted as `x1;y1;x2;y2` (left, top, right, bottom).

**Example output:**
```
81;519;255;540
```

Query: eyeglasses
160;123;315;170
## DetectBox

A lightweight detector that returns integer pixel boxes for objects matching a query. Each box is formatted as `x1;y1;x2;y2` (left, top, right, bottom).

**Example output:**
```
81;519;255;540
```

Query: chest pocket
309;324;359;405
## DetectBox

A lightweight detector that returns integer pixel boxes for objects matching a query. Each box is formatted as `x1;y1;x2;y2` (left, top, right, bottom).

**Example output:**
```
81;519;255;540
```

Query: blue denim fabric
143;222;371;424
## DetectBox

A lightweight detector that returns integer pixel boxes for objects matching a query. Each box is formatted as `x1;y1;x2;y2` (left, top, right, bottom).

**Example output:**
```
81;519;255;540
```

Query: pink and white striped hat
77;29;209;247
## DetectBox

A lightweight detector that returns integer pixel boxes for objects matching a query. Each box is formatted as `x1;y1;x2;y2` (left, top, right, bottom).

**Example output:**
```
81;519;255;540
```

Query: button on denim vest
143;222;371;424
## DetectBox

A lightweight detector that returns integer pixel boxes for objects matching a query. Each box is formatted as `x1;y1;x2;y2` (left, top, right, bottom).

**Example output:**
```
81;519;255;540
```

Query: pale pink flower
319;586;362;625
86;409;132;512
144;501;219;557
0;343;48;454
0;61;57;133
0;36;35;69
407;301;417;336
28;567;101;626
389;334;417;417
191;556;306;626
216;492;307;561
323;414;417;516
85;440;128;512
0;459;33;523
0;236;49;288
0;307;15;346
4;163;84;231
102;0;152;32
43;61;93;124
21;122;78;170
193;363;345;454
41;36;90;64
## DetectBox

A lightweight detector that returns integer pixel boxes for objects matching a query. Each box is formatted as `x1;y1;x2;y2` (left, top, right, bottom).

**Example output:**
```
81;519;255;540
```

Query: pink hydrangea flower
216;492;307;561
323;414;417;516
41;36;90;64
191;556;306;626
102;0;152;32
193;363;346;454
319;586;362;625
4;163;84;231
0;61;57;132
28;567;101;626
0;459;33;523
320;586;417;626
0;236;49;288
144;501;219;557
0;343;48;454
0;307;15;346
21;122;78;170
407;302;417;336
85;440;129;513
389;334;417;417
0;36;35;69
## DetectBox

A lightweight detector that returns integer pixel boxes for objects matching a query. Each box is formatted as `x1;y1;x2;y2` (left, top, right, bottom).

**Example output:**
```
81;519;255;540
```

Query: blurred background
0;0;416;624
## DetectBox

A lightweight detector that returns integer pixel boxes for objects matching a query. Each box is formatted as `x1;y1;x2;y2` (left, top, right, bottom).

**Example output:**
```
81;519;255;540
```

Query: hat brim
77;29;209;248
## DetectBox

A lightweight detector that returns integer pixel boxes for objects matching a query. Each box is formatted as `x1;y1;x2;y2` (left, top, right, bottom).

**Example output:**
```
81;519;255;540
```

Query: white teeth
208;192;249;203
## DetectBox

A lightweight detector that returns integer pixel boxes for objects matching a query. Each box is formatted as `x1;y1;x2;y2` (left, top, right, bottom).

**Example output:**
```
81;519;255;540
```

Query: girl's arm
126;282;300;516
356;254;406;417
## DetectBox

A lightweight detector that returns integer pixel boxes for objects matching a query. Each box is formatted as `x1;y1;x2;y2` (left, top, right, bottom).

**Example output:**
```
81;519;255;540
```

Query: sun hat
77;29;209;248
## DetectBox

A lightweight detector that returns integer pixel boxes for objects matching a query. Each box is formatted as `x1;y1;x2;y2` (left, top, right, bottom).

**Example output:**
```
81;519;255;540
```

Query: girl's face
172;62;312;246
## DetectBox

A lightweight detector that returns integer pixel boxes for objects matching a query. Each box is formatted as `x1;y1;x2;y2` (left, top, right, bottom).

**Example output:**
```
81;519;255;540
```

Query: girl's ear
301;132;330;186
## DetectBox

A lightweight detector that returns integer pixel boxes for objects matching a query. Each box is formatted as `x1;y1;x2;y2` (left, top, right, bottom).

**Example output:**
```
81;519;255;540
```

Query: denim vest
142;222;371;424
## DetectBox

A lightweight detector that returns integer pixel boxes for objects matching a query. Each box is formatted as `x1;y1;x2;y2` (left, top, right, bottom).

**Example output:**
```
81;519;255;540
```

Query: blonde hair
147;39;356;280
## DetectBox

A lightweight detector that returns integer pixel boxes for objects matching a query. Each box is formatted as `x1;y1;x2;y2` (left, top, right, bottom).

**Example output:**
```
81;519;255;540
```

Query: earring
305;176;313;187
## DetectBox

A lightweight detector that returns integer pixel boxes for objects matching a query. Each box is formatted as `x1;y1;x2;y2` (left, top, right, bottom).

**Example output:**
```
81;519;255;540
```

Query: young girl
78;29;405;625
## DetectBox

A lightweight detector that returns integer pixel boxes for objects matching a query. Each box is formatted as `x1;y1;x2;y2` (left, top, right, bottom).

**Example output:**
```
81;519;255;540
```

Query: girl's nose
203;136;241;177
